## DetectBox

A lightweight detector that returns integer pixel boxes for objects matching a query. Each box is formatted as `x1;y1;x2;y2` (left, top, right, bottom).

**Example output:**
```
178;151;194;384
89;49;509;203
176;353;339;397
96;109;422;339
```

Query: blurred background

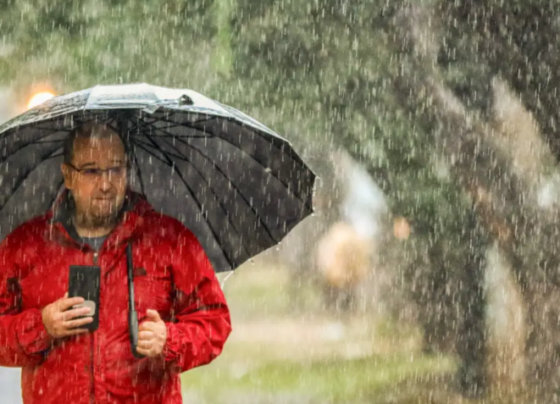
2;1;560;403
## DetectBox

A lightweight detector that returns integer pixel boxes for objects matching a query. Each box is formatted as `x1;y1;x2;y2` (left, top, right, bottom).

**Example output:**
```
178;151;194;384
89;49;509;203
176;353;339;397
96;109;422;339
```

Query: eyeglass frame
65;162;128;180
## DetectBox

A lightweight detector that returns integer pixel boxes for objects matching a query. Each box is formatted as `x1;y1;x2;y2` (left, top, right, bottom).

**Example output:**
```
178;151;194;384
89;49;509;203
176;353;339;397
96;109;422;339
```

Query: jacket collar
47;189;152;250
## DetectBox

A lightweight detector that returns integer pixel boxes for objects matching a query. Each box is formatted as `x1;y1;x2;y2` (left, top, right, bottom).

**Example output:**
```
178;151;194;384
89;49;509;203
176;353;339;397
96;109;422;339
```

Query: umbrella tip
178;94;193;106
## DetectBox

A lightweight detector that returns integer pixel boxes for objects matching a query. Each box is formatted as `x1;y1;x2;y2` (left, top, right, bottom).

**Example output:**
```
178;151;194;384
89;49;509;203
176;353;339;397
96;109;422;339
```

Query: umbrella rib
46;151;63;159
113;117;147;197
144;110;217;127
129;146;147;197
131;138;196;163
29;139;66;144
0;145;64;211
0;131;66;164
0;113;104;141
141;134;212;139
155;135;278;244
133;120;274;242
130;115;214;139
47;178;66;210
129;142;170;165
0;114;108;163
26;126;72;133
131;139;237;268
156;134;277;244
139;133;253;259
174;135;303;233
143;114;215;135
187;120;312;209
134;117;299;242
144;113;311;210
136;119;298;202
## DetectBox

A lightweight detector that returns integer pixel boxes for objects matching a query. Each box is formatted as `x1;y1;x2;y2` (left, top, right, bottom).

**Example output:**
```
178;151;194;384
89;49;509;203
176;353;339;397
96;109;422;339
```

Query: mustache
90;194;117;200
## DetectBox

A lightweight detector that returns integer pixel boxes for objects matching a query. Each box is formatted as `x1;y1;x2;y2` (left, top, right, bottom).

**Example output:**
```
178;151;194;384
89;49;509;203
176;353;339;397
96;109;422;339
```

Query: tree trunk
392;3;560;398
485;243;526;397
455;207;488;398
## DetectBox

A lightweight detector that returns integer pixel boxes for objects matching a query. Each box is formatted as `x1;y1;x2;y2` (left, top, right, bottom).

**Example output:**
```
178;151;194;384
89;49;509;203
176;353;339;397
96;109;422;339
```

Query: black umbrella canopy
0;83;316;272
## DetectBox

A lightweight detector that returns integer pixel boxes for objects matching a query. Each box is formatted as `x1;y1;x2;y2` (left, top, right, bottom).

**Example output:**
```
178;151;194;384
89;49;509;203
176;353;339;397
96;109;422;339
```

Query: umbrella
0;83;316;273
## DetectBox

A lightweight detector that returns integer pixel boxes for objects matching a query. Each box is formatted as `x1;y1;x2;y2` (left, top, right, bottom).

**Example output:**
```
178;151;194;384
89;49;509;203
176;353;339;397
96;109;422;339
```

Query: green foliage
0;0;221;96
229;0;471;237
226;4;486;377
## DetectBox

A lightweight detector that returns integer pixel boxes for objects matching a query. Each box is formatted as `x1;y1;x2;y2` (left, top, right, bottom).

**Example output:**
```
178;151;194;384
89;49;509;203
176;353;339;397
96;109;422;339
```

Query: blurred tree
434;1;560;396
0;0;221;96
228;0;489;397
380;1;560;399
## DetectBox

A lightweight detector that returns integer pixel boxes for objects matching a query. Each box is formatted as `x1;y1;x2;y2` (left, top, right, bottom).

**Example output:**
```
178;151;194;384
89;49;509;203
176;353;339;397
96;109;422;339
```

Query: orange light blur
393;217;411;240
27;92;55;110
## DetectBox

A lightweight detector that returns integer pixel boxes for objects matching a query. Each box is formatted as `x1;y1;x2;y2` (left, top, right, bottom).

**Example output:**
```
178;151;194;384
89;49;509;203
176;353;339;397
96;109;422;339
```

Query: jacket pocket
133;267;173;319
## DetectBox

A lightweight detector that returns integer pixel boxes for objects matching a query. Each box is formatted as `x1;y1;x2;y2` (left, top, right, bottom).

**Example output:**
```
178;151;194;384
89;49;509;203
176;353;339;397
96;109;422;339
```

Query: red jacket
0;191;232;403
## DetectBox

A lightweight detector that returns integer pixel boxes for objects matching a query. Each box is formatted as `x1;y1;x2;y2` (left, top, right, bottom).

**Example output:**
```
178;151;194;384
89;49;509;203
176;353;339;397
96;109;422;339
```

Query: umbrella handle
129;310;143;359
127;244;144;359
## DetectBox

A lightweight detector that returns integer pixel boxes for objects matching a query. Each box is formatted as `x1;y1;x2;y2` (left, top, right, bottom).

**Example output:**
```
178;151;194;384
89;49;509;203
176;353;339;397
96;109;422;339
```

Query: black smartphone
68;265;100;332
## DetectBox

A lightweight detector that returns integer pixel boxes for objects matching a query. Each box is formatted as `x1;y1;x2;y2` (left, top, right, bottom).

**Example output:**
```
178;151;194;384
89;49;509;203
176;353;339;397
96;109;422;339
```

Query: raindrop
219;271;234;289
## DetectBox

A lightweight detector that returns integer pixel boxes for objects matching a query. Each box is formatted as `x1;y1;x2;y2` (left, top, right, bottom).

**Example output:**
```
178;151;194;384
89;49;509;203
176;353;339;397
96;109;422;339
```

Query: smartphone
68;265;100;332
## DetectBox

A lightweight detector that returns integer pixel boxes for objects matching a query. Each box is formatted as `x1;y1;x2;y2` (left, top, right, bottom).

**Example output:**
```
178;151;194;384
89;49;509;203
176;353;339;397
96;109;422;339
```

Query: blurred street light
27;91;55;109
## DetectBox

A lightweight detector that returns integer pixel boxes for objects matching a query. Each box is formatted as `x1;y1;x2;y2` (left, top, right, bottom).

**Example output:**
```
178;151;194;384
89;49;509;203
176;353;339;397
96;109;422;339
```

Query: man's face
61;127;128;227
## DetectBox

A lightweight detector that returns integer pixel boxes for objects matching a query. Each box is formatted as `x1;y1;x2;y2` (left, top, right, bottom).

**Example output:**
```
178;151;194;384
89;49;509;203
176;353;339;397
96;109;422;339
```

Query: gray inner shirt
80;235;107;252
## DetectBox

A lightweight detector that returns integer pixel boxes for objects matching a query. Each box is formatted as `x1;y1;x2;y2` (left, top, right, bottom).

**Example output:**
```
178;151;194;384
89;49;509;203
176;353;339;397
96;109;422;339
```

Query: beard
75;196;124;229
89;209;119;227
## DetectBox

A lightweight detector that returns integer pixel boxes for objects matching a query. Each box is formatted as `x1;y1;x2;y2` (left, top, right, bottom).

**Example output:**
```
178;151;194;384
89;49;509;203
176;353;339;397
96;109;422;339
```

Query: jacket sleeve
0;227;53;367
163;226;232;372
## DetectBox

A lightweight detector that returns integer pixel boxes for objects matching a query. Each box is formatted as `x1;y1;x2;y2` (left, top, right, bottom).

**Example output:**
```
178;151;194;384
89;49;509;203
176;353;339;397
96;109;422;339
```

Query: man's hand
41;293;92;338
137;309;167;358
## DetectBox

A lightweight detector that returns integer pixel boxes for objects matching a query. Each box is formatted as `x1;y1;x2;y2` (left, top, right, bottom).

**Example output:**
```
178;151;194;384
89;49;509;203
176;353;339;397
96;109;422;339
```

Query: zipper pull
93;252;99;265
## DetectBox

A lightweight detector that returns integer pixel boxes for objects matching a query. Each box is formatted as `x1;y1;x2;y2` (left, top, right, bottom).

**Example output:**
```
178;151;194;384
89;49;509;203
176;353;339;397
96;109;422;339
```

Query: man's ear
61;163;74;190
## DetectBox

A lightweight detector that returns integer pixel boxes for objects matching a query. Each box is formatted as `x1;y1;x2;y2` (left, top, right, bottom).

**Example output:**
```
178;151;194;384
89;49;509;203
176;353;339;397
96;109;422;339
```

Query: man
0;122;232;403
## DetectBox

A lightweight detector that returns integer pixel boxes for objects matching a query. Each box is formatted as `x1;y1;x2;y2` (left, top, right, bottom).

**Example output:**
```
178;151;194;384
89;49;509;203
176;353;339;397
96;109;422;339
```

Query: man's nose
98;173;113;191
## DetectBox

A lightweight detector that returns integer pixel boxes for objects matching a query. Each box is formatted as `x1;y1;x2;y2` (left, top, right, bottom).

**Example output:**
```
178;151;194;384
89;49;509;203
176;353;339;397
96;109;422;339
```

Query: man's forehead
72;133;126;161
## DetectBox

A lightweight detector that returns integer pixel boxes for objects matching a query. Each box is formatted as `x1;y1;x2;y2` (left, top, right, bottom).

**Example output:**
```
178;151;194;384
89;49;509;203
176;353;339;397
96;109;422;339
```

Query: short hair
63;122;124;165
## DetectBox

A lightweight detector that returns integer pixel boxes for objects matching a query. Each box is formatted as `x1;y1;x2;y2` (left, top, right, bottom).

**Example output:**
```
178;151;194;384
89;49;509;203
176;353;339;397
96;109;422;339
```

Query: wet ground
182;264;458;404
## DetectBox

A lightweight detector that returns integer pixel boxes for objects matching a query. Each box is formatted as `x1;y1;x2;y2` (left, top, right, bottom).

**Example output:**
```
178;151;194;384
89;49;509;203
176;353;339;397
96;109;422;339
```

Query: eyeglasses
67;163;127;180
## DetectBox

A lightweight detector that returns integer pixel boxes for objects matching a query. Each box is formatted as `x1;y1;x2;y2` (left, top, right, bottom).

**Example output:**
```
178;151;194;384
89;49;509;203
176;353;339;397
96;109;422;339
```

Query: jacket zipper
90;250;98;404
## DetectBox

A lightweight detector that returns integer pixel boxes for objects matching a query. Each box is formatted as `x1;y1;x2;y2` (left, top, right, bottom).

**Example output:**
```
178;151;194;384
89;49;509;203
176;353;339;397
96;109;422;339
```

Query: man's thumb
146;309;162;322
